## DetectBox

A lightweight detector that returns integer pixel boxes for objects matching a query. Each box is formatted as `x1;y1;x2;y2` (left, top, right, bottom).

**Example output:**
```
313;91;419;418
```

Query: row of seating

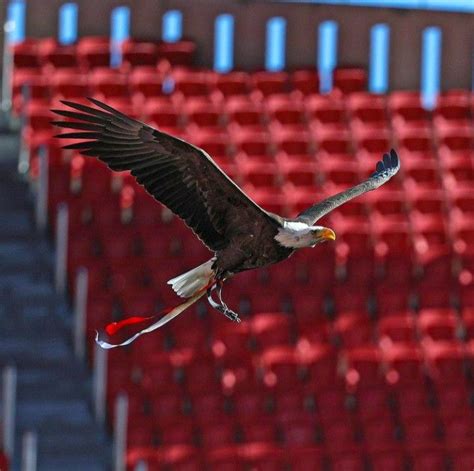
12;37;196;70
125;441;474;471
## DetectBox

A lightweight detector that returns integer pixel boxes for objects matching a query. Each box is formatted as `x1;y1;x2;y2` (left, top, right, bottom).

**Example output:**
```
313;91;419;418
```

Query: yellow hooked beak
317;227;336;242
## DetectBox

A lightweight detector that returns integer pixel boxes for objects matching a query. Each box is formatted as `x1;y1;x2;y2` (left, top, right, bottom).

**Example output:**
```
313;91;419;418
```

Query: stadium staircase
0;133;109;470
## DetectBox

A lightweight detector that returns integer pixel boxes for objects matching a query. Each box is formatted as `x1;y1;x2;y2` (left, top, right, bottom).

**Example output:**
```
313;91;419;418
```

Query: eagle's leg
206;282;241;323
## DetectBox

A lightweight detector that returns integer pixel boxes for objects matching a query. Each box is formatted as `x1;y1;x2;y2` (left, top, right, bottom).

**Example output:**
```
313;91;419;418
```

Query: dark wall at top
6;0;474;90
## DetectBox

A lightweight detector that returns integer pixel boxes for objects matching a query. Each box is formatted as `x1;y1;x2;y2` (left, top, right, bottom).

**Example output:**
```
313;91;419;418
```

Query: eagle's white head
275;221;336;249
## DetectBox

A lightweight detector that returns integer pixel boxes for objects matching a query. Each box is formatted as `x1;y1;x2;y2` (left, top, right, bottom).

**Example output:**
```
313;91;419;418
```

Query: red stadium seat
40;40;78;69
383;342;425;385
230;129;271;156
276;153;318;187
323;417;359;453
392;383;433;420
306;94;347;131
333;313;373;348
378;313;417;344
259;346;302;392
417;309;458;342
182;98;224;130
211;71;251;99
389;91;430;129
441;413;474;446
368;447;406;471
121;40;159;69
271;129;312;155
159;420;195;445
424;341;466;383
347;92;388;129
190;391;228;425
198;419;236;448
239;419;277;443
12;40;42;69
287;447;324;471
156;40;196;67
76;36;111;69
251;71;289;98
236;158;278;188
225;97;265;130
354;385;391;422
266;95;306;128
88;68;129;99
342;346;384;388
143;97;182;129
300;342;341;390
51;69;89;99
170;69;210;100
291;69;320;96
408;445;447;471
334;67;368;94
450;445;474;471
434;93;471;128
251;313;293;349
280;417;318;447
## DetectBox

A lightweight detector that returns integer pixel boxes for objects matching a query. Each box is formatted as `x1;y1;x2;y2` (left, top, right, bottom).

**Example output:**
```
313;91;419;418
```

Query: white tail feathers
167;258;215;298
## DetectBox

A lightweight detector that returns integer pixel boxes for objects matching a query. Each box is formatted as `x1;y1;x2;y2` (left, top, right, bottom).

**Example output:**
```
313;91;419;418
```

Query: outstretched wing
296;149;400;225
52;98;276;252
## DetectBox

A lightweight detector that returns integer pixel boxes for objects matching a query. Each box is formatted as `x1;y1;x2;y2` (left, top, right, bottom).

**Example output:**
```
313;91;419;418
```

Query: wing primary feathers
50;109;105;124
297;148;401;225
55;132;103;140
52;97;275;252
51;121;103;131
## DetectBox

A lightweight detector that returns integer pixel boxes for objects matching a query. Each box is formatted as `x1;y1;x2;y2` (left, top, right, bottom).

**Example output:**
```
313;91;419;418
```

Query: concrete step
16;399;93;429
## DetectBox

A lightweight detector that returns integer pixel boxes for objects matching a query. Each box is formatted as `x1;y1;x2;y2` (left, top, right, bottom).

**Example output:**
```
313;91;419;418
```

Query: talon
222;307;241;323
207;282;241;322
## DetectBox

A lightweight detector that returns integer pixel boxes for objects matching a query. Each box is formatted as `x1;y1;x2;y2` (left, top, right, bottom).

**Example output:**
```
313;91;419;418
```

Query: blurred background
0;0;473;470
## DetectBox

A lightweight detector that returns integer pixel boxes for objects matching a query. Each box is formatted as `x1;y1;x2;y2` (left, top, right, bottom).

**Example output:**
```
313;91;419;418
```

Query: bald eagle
53;98;400;348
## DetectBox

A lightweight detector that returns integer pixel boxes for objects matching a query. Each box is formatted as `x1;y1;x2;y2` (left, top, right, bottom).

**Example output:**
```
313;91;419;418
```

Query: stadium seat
291;69;320;96
251;313;293;349
407;445;447;471
306;94;347;131
250;71;289;98
170;69;210;100
121;40;159;69
225;96;265;130
354;385;391;422
333;67;368;95
259;346;302;392
450;445;474;471
76;36;111;69
368;447;406;471
347;92;388;129
279;417;318;447
383;342;425;385
417;309;458;341
211;71;251;99
424;341;467;383
389;91;430;129
378;313;417;344
271;129;312;155
12;40;42;69
342;345;384;388
300;342;341;390
441;412;474;446
333;313;373;348
266;95;306;129
156;39;196;67
198;419;237;448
